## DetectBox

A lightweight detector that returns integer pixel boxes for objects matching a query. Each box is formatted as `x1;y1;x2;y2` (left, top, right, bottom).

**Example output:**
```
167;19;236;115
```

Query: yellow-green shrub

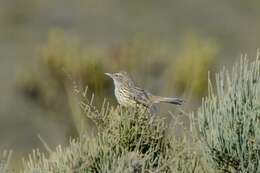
164;33;218;99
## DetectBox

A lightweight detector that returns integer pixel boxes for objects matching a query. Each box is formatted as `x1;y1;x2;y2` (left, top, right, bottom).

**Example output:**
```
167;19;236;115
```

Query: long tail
151;96;184;105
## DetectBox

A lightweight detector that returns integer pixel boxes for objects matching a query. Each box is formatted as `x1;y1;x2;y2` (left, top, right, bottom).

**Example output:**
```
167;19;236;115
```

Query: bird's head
105;71;134;87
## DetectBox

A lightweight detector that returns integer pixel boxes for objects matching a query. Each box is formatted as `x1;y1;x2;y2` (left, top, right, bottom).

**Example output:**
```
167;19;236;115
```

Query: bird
105;71;184;114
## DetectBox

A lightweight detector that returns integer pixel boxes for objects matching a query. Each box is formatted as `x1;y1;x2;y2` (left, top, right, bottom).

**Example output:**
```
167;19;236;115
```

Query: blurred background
0;0;260;171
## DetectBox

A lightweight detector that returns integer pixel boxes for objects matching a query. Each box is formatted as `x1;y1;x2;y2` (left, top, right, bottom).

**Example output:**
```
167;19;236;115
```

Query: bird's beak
105;73;112;78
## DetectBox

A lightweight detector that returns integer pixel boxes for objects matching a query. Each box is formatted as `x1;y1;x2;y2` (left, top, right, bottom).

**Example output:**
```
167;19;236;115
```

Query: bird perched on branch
105;71;184;115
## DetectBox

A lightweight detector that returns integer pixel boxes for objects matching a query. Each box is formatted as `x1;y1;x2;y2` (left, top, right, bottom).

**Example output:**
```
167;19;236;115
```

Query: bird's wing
130;87;152;107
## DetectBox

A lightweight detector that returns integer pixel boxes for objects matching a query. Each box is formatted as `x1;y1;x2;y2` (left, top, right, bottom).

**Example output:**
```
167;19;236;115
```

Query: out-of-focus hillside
0;0;259;170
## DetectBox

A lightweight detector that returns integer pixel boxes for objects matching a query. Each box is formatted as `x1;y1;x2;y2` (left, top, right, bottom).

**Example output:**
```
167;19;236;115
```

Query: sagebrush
198;56;260;172
21;89;203;173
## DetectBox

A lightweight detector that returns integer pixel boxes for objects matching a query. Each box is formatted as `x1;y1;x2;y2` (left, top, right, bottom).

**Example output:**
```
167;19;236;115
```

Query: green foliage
198;56;260;172
22;89;204;173
16;29;110;107
164;33;218;98
40;29;108;92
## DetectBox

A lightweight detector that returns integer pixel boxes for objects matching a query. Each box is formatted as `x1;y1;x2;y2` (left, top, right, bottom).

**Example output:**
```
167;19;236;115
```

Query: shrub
198;56;260;172
22;88;204;173
16;29;111;110
164;33;218;98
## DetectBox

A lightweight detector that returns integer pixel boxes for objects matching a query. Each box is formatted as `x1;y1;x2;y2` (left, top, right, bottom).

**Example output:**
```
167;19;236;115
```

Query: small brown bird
105;71;184;114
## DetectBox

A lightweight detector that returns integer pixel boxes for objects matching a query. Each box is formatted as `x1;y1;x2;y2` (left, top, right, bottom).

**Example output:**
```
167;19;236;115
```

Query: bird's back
114;81;152;107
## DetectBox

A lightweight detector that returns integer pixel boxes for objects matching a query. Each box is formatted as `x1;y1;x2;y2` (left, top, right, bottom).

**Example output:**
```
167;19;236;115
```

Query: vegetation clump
21;88;202;173
198;56;260;172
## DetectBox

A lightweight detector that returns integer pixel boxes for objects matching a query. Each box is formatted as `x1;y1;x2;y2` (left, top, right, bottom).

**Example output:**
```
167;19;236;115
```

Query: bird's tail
151;96;184;105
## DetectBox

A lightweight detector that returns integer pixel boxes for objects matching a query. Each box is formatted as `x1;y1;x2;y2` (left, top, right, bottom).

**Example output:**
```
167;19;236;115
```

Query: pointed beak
105;73;112;78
